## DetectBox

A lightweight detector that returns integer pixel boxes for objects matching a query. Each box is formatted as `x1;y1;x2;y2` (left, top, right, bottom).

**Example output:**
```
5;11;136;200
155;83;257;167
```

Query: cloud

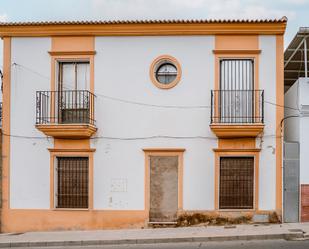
283;0;309;4
90;0;294;20
207;1;295;20
0;13;8;22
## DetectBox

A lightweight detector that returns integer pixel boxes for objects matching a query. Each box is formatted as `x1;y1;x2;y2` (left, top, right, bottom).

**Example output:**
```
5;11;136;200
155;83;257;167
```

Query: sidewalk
0;223;309;248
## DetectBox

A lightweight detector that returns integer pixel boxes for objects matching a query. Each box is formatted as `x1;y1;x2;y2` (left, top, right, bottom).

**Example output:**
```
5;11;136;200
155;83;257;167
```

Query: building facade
284;28;309;222
0;19;286;232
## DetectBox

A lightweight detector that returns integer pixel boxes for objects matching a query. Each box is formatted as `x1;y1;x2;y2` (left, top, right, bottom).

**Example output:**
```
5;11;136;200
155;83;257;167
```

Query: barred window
56;157;89;209
219;157;254;209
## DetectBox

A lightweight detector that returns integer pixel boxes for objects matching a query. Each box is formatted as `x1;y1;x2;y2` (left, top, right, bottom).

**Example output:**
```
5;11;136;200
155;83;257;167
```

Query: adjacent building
0;18;286;232
284;27;309;222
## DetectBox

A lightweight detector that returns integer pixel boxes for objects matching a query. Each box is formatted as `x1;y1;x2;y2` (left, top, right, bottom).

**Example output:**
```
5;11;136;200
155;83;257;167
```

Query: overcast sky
0;0;309;64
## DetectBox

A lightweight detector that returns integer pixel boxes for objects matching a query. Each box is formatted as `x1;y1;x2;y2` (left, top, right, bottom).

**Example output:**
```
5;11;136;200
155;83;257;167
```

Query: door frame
143;148;185;222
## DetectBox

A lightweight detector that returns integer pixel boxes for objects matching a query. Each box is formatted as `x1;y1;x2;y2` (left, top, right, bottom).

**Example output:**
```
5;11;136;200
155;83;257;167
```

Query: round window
156;62;177;84
150;55;181;89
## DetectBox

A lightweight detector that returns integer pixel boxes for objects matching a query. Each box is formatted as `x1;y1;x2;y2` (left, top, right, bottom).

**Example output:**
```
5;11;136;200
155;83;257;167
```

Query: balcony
35;90;97;138
210;90;264;138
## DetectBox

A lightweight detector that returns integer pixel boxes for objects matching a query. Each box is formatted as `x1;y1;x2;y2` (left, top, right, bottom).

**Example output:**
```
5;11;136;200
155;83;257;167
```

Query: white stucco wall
284;81;300;142
258;35;277;210
8;34;280;212
93;36;216;210
298;78;309;184
10;37;53;209
284;78;309;184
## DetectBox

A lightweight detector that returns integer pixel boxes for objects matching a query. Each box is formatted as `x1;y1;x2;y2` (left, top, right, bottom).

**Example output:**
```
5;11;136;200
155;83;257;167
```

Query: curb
0;232;304;248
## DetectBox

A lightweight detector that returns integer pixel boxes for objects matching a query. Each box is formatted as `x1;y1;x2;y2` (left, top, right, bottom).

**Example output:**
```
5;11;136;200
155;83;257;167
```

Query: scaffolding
284;27;309;92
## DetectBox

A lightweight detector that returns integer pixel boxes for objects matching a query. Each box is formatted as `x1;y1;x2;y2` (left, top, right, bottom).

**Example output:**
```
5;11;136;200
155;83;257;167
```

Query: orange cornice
0;21;287;37
213;49;261;54
143;148;186;152
48;148;96;153
213;148;261;152
48;51;96;56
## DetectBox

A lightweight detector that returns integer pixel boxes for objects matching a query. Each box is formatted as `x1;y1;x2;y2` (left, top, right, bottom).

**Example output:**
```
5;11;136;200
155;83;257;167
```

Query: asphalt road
3;239;309;249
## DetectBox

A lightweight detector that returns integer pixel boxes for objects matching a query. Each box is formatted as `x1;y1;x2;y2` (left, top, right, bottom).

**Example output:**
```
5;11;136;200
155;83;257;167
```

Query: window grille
56;157;89;209
219;157;254;209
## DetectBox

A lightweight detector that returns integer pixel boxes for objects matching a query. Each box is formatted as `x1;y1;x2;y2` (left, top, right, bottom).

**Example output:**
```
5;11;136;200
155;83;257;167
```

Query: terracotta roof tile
0;17;288;26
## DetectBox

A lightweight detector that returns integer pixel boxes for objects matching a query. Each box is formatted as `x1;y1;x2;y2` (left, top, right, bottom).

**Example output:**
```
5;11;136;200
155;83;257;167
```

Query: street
2;239;309;249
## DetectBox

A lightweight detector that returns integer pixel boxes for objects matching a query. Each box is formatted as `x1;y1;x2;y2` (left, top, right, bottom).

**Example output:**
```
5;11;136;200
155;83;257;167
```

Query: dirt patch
176;213;253;227
269;211;281;223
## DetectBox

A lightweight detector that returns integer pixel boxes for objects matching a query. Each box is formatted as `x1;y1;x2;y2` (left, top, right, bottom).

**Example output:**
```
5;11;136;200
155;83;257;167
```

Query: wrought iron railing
211;90;264;124
36;90;95;125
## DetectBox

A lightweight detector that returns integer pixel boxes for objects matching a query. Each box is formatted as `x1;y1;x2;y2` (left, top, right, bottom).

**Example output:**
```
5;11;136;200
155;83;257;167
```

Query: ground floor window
56;157;89;209
219;157;254;209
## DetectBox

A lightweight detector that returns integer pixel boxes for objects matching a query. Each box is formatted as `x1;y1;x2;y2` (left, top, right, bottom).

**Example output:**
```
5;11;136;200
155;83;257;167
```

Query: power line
12;63;50;80
1;131;282;141
264;100;299;111
13;63;211;109
95;93;210;109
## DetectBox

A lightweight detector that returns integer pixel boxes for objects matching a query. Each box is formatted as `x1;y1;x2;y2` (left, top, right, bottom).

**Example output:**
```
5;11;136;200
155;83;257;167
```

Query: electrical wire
1;131;282;141
264;100;299;111
94;93;210;109
11;62;301;111
12;63;211;109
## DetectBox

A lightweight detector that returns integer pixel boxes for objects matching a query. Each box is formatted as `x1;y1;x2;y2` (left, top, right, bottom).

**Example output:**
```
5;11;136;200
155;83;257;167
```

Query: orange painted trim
215;35;259;50
40;37;97;138
144;149;185;221
143;148;186;152
0;22;287;37
1;209;147;232
48;148;96;153
149;55;182;89
48;51;96;56
54;138;90;149
212;35;261;132
213;49;261;54
214;35;259;91
276;35;284;215
213;148;261;152
214;54;259;91
36;124;97;138
210;124;264;138
51;36;94;51
49;150;95;210
2;37;11;212
51;36;95;92
214;150;259;211
50;55;95;91
49;36;95;125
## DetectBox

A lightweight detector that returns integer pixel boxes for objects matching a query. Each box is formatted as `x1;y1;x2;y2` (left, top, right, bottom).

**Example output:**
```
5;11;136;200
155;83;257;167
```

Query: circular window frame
149;55;182;89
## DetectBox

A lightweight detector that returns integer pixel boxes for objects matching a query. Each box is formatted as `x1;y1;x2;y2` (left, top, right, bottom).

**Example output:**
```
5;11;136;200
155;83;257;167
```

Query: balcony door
57;61;90;124
219;59;254;123
58;62;90;92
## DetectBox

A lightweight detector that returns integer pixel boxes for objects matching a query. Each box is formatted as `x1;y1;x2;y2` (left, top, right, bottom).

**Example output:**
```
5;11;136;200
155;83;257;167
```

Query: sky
0;0;309;62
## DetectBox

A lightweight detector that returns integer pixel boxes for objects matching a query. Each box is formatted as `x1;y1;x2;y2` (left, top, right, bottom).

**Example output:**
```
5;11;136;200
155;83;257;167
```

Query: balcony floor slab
36;123;97;139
